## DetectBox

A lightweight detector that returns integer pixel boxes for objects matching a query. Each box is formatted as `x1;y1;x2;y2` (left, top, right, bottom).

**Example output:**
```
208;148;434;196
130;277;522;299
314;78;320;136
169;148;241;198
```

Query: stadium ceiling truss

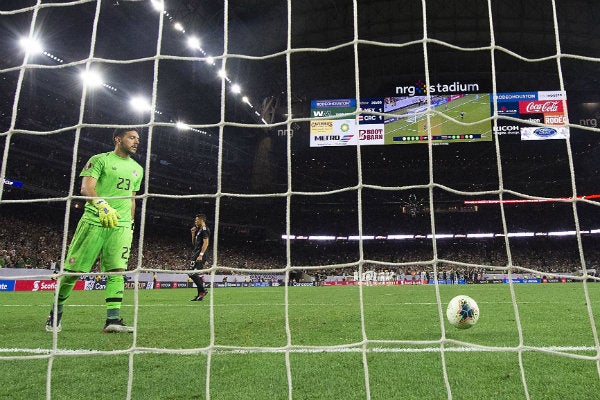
170;0;600;100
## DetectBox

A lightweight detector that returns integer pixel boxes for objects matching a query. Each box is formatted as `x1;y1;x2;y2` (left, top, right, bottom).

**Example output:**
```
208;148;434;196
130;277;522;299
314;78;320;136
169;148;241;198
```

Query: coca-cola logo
520;100;563;114
526;101;559;113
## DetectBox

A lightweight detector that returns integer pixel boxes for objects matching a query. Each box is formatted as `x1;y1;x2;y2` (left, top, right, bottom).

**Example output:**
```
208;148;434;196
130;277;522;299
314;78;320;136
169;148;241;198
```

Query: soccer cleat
102;318;134;333
191;291;207;301
45;311;62;333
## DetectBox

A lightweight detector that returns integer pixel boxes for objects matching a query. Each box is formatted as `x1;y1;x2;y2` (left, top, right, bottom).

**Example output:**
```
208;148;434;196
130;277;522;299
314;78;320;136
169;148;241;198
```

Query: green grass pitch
384;93;493;144
2;283;600;399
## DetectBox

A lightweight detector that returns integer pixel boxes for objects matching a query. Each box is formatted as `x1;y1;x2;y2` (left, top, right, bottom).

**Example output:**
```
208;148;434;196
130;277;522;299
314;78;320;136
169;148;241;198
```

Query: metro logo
519;100;564;114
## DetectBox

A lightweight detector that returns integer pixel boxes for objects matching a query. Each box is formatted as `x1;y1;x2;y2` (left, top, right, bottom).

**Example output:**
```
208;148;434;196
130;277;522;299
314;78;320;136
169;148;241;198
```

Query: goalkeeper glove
93;199;120;228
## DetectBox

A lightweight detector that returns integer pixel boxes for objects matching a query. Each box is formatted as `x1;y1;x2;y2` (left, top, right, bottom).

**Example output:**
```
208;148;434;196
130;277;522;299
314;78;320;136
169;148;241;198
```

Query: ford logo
533;127;557;137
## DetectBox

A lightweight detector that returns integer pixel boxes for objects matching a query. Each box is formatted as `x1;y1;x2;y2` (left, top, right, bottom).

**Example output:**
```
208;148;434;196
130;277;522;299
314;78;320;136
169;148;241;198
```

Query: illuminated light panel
308;236;336;241
426;234;453;239
548;231;577;236
464;193;600;205
281;229;600;241
386;235;414;240
348;236;374;240
507;232;535;237
467;233;494;238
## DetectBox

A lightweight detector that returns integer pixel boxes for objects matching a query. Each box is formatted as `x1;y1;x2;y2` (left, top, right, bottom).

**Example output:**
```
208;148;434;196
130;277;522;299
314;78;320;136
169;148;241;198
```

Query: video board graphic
309;90;569;147
310;93;493;147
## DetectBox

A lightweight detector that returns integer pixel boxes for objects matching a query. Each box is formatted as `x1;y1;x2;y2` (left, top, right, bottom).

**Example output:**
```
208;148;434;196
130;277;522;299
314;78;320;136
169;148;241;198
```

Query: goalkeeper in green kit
46;128;143;333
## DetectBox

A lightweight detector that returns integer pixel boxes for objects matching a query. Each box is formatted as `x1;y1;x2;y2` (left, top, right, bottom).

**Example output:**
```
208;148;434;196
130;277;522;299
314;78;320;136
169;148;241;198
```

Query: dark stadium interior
1;0;600;273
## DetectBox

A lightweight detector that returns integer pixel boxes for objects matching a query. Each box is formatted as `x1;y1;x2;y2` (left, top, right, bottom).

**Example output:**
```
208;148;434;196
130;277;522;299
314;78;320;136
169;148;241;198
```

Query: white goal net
1;0;600;399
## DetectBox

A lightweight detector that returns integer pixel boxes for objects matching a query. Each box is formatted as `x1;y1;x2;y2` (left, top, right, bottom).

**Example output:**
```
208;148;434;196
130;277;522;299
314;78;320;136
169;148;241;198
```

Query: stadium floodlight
205;56;215;65
129;96;152;112
217;69;227;78
173;22;185;32
150;0;164;12
231;84;241;94
242;96;253;107
80;70;103;88
19;37;43;55
176;121;190;130
187;36;201;50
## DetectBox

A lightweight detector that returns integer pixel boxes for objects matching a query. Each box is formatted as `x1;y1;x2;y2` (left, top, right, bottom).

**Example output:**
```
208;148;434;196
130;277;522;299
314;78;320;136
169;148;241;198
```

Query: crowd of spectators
2;210;599;281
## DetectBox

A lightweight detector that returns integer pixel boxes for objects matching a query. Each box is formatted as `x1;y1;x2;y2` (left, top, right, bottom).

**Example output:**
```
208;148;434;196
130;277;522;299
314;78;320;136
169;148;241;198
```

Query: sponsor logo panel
521;126;569;140
311;107;355;118
522;113;544;124
15;279;82;291
310;120;356;147
495;101;519;117
358;124;384;145
544;113;568;125
310;120;334;134
311;99;356;108
494;92;538;102
519;100;564;114
493;125;521;135
537;90;566;100
0;280;15;291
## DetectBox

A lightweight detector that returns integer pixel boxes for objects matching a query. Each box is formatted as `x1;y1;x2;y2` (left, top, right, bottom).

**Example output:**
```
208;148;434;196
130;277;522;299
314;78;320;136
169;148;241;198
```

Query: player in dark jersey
45;128;143;333
189;213;210;301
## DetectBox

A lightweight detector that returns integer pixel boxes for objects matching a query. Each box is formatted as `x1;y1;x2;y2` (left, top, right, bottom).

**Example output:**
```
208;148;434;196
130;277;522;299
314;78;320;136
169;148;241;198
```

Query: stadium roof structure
0;0;599;238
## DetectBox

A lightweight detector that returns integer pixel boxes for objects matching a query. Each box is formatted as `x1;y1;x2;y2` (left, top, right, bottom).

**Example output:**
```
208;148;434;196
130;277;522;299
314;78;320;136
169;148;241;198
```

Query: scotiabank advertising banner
14;280;85;291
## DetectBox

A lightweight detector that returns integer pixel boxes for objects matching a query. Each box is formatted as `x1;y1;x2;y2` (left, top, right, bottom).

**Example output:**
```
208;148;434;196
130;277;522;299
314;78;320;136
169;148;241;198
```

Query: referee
189;213;210;301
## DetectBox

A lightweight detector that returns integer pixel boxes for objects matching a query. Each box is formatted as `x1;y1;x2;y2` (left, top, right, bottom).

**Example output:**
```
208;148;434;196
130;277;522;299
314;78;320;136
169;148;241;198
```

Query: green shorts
65;219;133;273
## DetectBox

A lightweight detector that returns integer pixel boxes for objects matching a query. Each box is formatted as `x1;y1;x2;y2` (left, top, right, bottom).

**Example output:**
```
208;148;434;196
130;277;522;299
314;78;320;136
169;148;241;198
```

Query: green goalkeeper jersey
80;151;144;227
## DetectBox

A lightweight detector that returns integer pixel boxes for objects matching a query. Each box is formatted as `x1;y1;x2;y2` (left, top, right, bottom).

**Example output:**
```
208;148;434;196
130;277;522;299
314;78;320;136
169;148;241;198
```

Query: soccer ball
446;295;479;329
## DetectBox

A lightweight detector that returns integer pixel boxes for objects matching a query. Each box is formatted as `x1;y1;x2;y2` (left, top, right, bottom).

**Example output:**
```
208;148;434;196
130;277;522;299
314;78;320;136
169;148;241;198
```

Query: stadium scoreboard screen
309;90;569;147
